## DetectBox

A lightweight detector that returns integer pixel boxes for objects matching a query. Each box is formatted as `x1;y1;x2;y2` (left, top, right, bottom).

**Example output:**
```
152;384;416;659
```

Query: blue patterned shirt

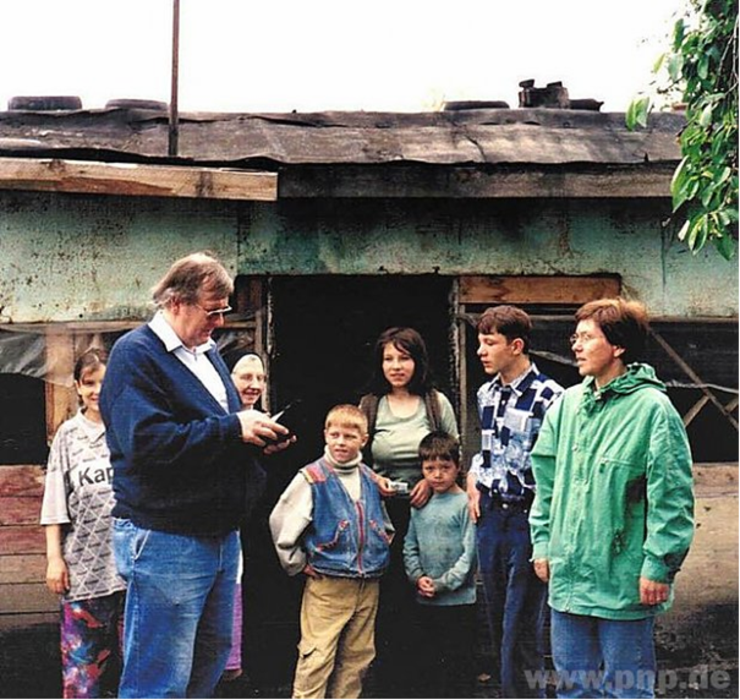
469;362;563;501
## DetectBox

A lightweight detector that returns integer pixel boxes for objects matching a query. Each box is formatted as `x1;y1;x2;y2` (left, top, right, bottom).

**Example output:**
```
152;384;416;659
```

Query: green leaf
698;54;710;80
706;92;726;104
695;217;710;251
673;18;686;48
671;157;691;210
717;166;732;186
687;218;701;249
667;53;684;82
625;96;651;130
687;178;701;201
699;103;714;126
724;208;739;223
716;233;737;260
625;101;638;131
677;219;691;241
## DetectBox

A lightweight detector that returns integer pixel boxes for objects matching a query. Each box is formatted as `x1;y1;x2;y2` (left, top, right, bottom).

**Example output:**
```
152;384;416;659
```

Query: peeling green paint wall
0;191;736;323
0;192;240;322
241;198;738;318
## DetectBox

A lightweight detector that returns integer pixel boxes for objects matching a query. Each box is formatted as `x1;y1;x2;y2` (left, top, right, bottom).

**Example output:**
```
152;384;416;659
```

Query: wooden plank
0;526;46;555
0;611;58;631
45;382;76;445
459;275;622;305
280;165;675;199
0;466;45;497
0;157;278;201
692;463;738;498
234;276;265;315
684;395;710;427
44;331;76;444
650;329;739;430
0;554;46;585
0;497;42;526
0;582;57;614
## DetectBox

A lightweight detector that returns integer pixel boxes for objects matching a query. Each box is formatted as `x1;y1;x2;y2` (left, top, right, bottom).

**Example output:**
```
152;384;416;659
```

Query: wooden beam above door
459;275;621;305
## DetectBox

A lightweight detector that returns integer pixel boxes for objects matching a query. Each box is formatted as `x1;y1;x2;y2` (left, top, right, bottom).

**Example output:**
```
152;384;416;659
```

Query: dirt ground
2;467;736;699
648;466;738;699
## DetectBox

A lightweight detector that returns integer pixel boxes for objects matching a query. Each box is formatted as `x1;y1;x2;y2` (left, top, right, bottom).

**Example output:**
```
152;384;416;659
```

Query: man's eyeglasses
195;303;232;319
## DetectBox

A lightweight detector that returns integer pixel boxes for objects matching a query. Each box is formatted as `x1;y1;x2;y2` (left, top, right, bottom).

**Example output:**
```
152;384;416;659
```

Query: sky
0;0;685;114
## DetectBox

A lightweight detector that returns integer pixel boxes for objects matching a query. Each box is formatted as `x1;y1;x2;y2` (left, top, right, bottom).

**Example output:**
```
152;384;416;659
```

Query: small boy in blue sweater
269;404;393;699
403;431;477;698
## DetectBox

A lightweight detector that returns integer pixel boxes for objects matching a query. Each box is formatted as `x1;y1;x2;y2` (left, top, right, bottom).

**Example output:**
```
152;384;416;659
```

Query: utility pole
168;0;180;157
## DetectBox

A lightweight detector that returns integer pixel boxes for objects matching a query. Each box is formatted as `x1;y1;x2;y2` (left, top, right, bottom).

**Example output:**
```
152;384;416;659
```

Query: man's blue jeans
550;609;656;699
477;492;547;698
113;518;238;698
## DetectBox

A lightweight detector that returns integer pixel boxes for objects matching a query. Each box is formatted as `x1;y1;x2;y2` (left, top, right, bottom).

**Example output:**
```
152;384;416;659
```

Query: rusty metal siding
0;191;736;323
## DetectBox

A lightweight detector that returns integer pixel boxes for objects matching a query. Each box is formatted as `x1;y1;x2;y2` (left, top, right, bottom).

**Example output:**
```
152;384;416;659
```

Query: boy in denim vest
270;404;393;698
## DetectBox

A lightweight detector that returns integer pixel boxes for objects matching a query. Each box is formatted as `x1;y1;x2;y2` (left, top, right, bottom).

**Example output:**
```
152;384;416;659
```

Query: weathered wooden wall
0;466;57;627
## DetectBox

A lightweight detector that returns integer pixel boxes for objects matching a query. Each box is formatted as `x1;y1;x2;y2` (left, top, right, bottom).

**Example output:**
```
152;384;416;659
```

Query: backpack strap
359;394;380;466
423;389;442;432
359;393;379;437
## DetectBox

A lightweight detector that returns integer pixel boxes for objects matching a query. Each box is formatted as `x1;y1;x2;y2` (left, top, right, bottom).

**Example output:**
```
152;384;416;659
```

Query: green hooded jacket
530;363;694;620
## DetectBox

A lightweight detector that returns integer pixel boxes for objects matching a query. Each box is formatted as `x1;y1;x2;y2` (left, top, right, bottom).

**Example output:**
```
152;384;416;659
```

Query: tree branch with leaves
627;0;738;259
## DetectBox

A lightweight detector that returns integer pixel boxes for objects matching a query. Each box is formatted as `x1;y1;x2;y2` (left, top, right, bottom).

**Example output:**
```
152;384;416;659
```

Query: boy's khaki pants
293;575;380;699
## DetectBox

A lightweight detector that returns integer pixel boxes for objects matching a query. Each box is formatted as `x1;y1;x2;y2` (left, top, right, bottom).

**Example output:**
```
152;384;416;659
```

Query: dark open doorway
269;274;456;468
242;274;455;690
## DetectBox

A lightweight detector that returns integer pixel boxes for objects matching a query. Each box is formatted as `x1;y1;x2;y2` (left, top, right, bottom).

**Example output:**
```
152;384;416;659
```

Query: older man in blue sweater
100;252;291;698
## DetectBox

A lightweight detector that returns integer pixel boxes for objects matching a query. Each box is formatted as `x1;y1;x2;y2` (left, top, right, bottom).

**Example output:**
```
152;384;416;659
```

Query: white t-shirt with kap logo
40;410;126;602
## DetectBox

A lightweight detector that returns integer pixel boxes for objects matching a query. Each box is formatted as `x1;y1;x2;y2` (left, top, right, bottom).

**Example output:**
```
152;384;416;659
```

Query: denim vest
302;459;390;579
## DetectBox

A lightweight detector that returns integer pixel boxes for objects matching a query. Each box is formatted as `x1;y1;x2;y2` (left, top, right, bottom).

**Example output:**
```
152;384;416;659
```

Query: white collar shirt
148;310;229;412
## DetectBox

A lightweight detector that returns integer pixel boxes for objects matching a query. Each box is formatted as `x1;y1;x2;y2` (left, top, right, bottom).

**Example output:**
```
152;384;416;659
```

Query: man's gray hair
151;251;234;308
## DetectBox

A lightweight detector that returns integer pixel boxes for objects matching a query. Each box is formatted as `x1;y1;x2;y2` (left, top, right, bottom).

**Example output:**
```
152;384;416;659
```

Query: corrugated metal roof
0;106;684;167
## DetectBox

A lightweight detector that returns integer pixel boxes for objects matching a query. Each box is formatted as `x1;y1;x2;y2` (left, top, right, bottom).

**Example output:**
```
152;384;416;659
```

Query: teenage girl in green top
359;326;459;696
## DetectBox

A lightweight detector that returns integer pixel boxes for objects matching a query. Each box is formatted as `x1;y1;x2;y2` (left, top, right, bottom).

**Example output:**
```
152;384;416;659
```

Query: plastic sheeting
0;329;48;381
0;324;256;387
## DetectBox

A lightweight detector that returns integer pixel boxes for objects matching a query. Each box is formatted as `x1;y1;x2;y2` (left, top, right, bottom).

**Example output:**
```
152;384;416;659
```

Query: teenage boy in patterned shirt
466;305;563;698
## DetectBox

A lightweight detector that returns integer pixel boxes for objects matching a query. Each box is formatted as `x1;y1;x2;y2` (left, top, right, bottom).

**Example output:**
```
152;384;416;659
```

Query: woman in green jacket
530;298;694;699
